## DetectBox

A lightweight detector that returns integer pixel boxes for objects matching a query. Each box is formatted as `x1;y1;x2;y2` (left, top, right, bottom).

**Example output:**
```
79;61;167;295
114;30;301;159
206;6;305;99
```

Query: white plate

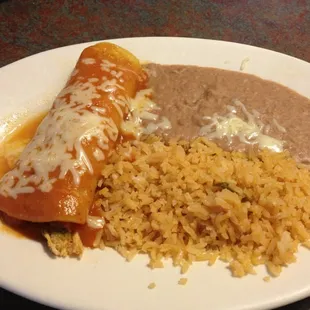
0;37;310;310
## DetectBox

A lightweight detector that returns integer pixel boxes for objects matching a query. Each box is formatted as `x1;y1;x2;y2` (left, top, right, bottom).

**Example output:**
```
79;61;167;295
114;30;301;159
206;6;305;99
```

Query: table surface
0;0;309;309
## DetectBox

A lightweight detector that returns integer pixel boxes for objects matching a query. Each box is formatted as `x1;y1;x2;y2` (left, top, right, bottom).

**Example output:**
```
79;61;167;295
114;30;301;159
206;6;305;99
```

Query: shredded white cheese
144;117;172;134
87;215;105;229
121;89;172;137
100;59;116;72
0;60;127;199
89;78;99;83
200;99;284;152
82;58;96;65
0;58;173;199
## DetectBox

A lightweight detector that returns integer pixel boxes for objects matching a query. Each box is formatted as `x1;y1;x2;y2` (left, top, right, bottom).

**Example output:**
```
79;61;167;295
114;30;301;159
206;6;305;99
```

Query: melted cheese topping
82;58;96;65
0;60;128;199
200;100;284;152
0;56;171;199
121;89;172;137
87;215;105;229
144;116;172;134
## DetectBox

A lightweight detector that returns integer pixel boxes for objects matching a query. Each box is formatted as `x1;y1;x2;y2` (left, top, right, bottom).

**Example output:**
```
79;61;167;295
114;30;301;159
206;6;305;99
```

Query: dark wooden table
0;0;309;309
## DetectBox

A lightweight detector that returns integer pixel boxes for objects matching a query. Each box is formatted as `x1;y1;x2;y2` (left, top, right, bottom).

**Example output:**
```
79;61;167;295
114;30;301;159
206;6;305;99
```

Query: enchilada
0;42;147;225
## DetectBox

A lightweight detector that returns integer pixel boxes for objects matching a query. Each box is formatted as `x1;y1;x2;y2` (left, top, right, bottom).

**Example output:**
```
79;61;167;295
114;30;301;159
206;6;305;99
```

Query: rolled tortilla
0;42;146;224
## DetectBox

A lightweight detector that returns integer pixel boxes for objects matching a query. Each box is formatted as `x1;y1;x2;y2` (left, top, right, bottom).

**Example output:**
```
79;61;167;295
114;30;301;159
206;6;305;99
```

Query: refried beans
145;64;310;164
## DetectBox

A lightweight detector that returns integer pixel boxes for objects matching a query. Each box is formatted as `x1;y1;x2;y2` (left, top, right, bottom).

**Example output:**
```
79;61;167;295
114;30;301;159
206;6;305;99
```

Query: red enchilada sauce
0;113;46;241
74;133;136;247
0;113;136;247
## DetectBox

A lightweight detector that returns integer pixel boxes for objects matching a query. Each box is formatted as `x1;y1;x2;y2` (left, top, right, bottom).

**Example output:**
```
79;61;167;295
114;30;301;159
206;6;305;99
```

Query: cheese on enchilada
0;42;147;224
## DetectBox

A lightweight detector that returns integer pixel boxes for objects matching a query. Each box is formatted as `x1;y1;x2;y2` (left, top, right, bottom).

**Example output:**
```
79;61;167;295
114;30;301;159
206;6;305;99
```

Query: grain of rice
303;240;310;249
148;282;156;289
178;278;188;285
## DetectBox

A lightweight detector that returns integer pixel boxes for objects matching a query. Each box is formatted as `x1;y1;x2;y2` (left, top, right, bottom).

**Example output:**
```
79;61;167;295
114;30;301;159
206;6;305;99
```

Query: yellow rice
96;136;310;277
178;278;188;285
148;282;156;289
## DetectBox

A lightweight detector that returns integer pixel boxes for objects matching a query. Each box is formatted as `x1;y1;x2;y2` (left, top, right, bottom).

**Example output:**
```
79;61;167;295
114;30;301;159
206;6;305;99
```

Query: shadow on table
272;297;310;310
1;288;310;309
0;289;55;309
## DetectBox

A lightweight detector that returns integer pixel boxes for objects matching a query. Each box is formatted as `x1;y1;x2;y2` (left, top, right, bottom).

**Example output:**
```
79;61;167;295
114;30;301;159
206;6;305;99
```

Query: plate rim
2;36;309;70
